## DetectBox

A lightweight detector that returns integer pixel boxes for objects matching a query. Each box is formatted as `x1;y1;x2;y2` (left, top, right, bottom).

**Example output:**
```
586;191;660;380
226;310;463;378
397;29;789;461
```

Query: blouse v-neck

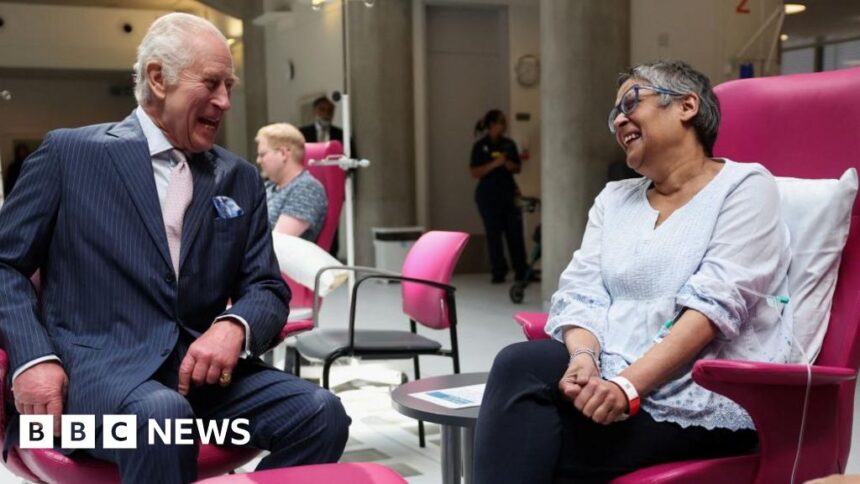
642;159;730;231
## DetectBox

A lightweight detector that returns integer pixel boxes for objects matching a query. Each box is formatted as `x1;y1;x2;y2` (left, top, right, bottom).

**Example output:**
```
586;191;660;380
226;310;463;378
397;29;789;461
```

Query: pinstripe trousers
85;336;351;484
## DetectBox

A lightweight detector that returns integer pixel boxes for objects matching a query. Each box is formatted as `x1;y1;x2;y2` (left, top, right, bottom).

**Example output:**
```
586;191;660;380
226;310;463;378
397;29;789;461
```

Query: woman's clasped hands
559;354;629;425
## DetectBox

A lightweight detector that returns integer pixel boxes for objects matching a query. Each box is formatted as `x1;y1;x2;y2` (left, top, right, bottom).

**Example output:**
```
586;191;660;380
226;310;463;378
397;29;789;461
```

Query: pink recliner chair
276;141;347;343
514;67;860;483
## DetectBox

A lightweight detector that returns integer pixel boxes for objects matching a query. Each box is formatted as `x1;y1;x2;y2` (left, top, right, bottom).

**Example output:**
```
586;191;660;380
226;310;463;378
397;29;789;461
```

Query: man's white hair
133;13;228;106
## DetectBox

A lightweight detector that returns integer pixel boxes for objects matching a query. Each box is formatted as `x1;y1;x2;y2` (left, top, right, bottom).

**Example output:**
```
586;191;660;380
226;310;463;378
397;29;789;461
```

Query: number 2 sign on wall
736;0;751;14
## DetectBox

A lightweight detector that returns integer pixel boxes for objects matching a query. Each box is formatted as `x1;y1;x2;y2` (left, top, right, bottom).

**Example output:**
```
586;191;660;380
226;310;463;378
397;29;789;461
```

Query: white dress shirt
315;120;331;142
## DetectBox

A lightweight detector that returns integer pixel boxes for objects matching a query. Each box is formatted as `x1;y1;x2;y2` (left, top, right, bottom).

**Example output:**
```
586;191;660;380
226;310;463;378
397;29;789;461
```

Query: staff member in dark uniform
470;109;528;284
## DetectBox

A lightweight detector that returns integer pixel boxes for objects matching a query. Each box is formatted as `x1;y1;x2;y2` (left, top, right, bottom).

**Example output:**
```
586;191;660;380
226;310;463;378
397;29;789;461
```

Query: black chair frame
295;272;461;447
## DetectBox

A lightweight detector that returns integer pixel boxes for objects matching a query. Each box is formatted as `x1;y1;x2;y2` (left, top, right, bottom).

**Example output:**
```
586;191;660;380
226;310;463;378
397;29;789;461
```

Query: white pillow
777;168;858;362
271;232;348;297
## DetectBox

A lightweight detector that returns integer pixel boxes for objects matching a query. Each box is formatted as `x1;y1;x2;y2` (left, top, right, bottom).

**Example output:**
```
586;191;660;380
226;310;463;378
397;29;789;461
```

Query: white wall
631;0;783;84
0;2;244;70
0;2;158;175
414;0;540;238
425;4;509;235
0;2;249;157
0;74;137;178
262;1;345;128
0;3;166;71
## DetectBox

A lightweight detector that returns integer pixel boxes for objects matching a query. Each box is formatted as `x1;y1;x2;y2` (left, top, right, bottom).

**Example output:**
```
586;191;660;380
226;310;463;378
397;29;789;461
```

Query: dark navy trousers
85;338;350;484
473;340;757;483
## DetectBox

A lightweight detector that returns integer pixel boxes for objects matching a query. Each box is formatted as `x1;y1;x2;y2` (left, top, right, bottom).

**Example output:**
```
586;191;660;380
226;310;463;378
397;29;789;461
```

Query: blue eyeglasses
608;84;685;134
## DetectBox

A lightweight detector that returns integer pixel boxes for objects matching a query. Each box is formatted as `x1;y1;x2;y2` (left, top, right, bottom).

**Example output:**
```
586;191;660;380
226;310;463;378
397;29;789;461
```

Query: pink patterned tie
163;150;193;274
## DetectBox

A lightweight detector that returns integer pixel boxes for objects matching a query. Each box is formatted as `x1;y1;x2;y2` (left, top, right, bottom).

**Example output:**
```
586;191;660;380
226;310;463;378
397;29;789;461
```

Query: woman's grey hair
133;13;228;106
618;60;720;156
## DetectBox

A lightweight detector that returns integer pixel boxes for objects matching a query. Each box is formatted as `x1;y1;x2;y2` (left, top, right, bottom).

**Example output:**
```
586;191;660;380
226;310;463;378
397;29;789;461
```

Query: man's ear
146;61;168;101
679;93;700;122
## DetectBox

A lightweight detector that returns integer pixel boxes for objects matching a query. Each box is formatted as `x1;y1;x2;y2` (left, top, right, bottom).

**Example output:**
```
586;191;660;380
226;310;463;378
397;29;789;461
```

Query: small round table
391;372;488;484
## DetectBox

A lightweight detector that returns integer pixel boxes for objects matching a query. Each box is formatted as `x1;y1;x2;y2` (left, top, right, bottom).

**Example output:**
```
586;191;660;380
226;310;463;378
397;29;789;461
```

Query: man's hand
572;377;628;425
558;354;600;404
178;319;245;396
13;361;68;436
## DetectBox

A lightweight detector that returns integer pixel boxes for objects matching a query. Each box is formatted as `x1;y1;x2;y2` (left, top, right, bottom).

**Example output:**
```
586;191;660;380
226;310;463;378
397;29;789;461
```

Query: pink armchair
304;141;347;255
514;66;860;483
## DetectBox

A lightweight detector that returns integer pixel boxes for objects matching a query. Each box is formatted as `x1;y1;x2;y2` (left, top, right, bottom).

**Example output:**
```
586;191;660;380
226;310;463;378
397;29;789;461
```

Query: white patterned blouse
545;159;794;431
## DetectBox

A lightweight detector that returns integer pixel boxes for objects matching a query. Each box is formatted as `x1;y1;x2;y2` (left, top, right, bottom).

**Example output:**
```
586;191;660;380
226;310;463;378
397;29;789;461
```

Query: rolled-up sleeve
545;188;612;347
676;171;790;340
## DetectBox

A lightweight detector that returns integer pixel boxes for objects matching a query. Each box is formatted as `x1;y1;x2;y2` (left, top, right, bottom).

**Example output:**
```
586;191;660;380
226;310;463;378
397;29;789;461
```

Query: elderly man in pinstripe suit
0;13;349;484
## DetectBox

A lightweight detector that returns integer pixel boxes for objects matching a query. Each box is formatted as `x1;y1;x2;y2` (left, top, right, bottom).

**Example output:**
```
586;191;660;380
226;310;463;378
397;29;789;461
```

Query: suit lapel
105;113;173;271
179;151;220;270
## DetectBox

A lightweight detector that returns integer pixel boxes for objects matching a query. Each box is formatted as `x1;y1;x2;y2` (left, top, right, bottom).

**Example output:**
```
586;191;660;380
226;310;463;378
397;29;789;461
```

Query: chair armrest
691;359;856;483
311;265;399;327
343;274;457;350
275;321;315;345
354;274;456;293
693;359;856;387
513;311;550;340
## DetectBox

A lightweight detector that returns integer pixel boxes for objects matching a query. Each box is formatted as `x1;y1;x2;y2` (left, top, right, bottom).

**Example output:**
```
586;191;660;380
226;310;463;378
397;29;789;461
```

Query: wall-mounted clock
515;54;540;88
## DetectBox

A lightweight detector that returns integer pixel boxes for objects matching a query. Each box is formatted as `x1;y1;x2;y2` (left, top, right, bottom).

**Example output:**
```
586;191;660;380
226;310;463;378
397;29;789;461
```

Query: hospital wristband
608;375;640;417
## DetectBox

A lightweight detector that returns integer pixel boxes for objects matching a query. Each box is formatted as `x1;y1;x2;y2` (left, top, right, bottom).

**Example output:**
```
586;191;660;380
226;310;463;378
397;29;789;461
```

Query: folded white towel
271;232;348;297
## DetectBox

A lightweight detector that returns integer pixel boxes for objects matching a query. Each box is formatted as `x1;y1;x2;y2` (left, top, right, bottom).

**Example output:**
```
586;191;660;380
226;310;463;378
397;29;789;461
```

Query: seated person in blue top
473;60;793;483
256;123;328;241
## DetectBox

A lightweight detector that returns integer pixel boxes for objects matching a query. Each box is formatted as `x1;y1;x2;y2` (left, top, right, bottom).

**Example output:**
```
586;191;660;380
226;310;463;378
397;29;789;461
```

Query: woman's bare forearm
620;309;718;396
562;326;601;355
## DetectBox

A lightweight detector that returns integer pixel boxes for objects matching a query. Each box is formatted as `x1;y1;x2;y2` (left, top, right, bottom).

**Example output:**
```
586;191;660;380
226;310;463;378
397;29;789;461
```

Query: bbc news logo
20;416;250;449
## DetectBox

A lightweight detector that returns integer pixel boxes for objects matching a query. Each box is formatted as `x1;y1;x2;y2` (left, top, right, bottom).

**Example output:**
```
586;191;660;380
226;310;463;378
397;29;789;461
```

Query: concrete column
540;0;629;303
240;1;269;160
347;0;415;265
198;0;266;160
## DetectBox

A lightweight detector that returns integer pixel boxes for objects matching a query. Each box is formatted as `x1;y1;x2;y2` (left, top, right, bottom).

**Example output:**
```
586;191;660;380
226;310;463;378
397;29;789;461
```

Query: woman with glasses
474;60;792;483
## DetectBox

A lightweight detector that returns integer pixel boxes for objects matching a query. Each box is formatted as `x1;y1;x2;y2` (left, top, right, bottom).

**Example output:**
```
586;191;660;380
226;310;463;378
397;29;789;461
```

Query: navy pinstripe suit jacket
0;112;290;421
